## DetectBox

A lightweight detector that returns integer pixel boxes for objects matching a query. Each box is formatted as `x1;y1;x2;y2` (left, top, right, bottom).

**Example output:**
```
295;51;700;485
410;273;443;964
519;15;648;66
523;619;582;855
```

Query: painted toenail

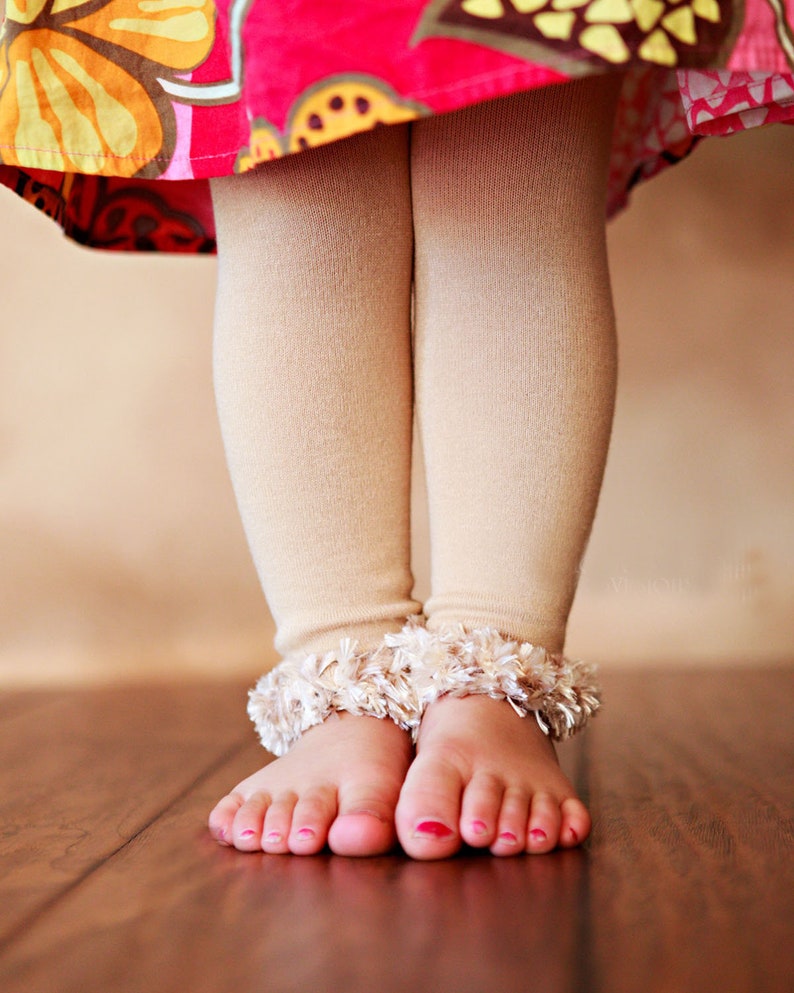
414;820;454;839
499;831;519;844
265;831;283;843
296;827;315;840
569;828;579;844
530;828;548;842
239;829;256;838
471;820;488;836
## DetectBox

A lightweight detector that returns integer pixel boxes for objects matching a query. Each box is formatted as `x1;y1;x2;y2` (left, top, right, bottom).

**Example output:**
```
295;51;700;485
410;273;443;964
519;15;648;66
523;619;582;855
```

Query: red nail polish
414;820;454;839
530;828;548;842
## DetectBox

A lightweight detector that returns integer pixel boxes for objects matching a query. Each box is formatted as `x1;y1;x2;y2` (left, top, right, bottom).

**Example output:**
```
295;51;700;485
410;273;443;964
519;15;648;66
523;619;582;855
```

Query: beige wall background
1;124;792;686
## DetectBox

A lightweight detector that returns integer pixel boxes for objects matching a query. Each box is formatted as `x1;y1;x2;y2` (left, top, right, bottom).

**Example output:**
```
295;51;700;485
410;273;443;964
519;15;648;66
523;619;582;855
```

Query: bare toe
459;772;504;847
329;812;396;856
208;792;244;846
261;793;297;853
288;787;336;854
491;788;531;856
209;713;412;857
399;694;591;861
559;796;591;848
395;752;463;860
329;778;402;856
526;792;562;854
231;791;272;851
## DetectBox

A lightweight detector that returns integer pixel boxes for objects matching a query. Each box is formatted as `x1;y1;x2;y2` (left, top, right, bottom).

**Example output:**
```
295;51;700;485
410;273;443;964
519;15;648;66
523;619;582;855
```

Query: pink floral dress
1;0;792;252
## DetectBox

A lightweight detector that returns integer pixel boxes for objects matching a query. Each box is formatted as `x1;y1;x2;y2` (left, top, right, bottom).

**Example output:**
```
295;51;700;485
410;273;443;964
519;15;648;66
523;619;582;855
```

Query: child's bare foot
395;695;590;860
209;713;413;856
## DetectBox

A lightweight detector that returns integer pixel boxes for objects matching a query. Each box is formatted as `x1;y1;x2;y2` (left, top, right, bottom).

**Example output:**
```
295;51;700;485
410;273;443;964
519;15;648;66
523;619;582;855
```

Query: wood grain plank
587;667;794;993
2;669;790;993
0;681;252;946
0;738;588;993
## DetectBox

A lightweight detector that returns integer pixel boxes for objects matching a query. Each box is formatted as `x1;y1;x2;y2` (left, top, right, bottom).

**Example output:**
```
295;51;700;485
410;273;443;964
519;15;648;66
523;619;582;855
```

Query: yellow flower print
234;76;429;175
0;0;215;177
234;117;281;173
418;0;731;71
631;0;722;66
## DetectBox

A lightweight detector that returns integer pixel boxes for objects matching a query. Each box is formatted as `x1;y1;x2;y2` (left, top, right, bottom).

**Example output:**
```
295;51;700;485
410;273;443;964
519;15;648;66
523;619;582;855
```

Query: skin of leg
209;126;418;855
397;76;621;859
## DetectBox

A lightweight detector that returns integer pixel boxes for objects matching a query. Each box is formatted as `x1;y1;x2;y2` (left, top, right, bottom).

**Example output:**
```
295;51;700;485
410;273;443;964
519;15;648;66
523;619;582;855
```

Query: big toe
395;756;464;860
329;782;400;857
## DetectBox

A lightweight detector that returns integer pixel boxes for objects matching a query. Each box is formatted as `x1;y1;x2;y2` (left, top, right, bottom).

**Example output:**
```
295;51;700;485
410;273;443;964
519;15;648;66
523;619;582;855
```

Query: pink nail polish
530;828;548;842
499;831;518;844
239;829;256;839
471;819;488;836
414;820;454;839
296;827;315;840
265;831;282;844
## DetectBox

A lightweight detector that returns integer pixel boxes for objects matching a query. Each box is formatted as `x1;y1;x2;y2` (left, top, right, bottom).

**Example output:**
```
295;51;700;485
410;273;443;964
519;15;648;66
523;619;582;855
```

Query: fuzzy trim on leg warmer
385;622;601;741
247;622;601;755
247;638;419;756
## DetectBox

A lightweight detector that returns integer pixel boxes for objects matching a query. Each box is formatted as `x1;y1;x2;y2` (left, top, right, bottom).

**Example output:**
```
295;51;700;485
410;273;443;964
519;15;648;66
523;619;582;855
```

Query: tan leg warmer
411;77;621;653
211;126;420;659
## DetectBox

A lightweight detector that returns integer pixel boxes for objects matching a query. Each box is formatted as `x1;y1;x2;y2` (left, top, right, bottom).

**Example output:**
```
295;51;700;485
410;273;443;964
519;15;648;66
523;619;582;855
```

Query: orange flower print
0;0;216;178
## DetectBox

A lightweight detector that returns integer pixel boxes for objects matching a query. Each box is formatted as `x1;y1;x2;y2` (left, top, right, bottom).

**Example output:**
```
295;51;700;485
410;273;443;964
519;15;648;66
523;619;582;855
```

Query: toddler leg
397;76;621;858
209;126;420;855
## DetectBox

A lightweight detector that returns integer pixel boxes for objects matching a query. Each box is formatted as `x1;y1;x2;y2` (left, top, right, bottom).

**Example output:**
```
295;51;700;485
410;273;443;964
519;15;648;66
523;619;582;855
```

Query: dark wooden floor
1;667;792;993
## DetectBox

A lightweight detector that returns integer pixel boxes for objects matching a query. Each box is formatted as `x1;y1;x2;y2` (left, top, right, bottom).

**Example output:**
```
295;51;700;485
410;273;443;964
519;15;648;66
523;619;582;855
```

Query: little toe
208;792;244;846
559;796;591;848
396;757;463;860
526;792;563;854
231;792;271;851
460;773;504;847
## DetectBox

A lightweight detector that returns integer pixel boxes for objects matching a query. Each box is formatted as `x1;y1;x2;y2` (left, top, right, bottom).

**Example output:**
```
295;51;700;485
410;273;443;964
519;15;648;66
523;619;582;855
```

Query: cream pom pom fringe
247;621;602;757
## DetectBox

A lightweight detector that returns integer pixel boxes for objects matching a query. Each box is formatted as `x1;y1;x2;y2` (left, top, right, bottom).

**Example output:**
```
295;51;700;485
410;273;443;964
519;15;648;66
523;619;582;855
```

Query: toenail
499;831;518;844
346;808;388;823
569;828;579;844
296;827;315;840
239;829;256;839
471;820;488;836
530;828;548;842
265;831;283;844
414;820;454;839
